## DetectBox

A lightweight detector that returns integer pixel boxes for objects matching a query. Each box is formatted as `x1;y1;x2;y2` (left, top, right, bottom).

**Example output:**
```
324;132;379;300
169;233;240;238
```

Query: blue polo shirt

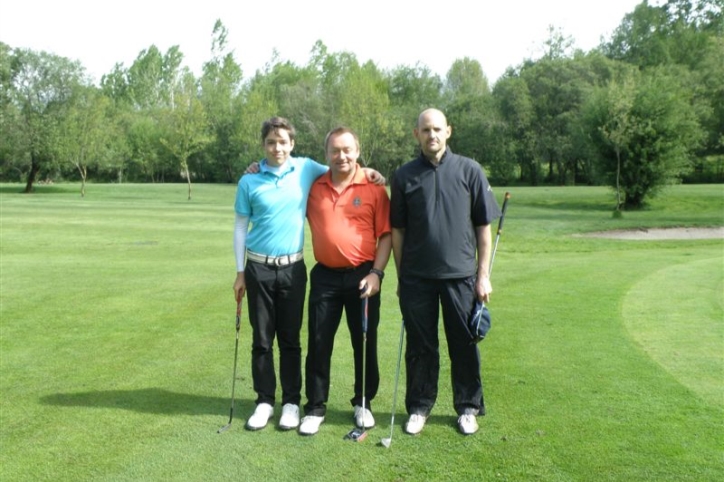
235;156;328;256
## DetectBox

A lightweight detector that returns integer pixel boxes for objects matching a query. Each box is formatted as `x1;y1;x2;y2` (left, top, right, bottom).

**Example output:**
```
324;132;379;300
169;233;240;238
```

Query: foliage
603;0;723;160
160;71;212;200
2;47;88;191
1;1;722;204
199;20;245;183
582;65;704;208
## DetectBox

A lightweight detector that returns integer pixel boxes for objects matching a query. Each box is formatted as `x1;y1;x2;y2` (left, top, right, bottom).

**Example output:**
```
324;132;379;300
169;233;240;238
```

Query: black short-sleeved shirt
390;148;501;279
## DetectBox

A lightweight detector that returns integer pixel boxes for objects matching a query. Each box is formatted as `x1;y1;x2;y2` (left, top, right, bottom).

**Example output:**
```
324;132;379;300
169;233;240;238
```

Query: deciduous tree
6;48;86;192
160;71;211;200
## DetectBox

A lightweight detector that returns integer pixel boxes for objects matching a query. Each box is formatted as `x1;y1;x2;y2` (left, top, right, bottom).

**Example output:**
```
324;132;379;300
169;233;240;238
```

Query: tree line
1;0;721;208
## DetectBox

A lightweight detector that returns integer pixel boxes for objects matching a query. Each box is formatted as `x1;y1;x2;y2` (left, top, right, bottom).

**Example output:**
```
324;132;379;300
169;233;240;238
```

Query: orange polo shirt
307;166;391;268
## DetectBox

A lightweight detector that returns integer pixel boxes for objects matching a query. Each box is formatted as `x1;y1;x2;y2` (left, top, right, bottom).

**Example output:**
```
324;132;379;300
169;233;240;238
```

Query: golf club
217;300;242;433
344;295;369;442
469;192;511;343
489;191;511;278
380;318;404;448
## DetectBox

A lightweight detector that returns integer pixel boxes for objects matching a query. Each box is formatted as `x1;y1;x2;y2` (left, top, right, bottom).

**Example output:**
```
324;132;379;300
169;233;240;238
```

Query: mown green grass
1;183;722;482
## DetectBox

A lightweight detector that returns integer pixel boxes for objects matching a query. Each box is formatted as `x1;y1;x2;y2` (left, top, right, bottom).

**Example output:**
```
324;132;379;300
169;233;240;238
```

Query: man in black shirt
390;108;501;435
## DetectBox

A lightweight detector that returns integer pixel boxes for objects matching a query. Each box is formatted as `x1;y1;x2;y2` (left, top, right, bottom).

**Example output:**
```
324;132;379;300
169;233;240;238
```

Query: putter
380;318;404;448
344;295;369;442
217;301;242;433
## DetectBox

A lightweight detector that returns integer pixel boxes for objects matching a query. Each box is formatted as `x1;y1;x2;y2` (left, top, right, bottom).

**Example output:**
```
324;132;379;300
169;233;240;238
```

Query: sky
0;0;645;85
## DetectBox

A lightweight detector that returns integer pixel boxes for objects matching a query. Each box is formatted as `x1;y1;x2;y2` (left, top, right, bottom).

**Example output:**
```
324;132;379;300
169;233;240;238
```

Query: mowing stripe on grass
623;256;724;406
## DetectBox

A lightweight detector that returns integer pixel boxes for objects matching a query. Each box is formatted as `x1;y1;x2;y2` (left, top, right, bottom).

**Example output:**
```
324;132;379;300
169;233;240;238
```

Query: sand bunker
582;227;724;240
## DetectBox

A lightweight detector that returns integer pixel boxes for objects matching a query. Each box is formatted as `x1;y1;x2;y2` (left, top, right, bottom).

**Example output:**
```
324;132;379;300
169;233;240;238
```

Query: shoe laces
459;414;475;424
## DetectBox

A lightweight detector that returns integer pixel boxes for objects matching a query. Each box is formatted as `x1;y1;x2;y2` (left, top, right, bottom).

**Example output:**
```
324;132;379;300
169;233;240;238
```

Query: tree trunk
76;163;87;198
23;158;40;193
183;160;192;201
615;148;622;210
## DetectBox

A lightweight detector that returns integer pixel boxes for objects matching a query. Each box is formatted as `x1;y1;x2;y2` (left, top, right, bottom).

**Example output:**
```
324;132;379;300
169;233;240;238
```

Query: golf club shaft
361;296;368;431
218;301;242;433
385;319;405;446
489;191;511;278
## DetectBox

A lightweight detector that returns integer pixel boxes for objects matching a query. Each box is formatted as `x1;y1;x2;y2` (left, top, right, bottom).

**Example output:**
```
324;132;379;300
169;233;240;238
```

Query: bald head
417;108;448;129
414;108;451;162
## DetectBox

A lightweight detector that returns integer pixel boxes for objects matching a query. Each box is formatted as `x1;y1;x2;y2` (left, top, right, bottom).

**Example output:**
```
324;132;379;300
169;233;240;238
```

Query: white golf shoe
279;403;300;430
246;403;273;431
404;414;427;435
457;413;479;435
353;406;375;428
299;415;325;435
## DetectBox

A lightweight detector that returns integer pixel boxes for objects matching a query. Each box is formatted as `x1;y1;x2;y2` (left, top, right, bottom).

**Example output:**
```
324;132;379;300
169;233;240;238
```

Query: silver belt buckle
274;256;286;266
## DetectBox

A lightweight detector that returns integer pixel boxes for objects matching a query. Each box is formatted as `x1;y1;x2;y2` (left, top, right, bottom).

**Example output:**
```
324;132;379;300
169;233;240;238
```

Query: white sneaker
246;403;273;431
457;413;479;435
353;405;375;428
405;414;427;435
299;415;325;435
279;403;300;430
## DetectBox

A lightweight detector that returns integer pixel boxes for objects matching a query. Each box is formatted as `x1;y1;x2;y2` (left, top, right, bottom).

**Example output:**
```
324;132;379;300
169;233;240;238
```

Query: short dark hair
261;117;296;143
324;126;360;152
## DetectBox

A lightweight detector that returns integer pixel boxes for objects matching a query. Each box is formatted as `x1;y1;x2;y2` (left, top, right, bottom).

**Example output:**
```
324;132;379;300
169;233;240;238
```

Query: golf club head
217;423;232;434
380;437;391;448
344;427;368;442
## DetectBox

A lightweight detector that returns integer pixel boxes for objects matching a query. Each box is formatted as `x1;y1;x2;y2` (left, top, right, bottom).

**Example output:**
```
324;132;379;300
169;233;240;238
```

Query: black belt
320;261;372;272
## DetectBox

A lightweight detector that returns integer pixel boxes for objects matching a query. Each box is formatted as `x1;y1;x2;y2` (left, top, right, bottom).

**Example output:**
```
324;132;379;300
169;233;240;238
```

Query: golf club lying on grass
344;295;369;442
218;301;242;433
468;191;511;344
380;318;404;448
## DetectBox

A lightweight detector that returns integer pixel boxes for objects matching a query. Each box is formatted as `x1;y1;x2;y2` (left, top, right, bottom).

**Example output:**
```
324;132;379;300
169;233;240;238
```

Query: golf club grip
361;297;368;333
235;302;241;331
497;192;511;235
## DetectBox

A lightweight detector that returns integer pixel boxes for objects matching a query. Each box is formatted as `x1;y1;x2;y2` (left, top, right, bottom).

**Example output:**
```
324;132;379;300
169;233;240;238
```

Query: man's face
414;111;451;160
263;129;294;166
326;132;359;176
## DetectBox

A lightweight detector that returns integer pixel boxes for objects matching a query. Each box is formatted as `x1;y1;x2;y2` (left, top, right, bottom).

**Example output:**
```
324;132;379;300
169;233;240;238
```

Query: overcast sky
1;0;646;85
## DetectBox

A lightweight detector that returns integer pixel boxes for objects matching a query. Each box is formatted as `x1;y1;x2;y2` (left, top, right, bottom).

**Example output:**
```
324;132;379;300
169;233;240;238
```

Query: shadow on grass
0;184;76;195
40;388;254;417
38;388;388;430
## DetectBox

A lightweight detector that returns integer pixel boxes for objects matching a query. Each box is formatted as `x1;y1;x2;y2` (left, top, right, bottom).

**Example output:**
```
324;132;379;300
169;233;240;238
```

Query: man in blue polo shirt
390;108;501;436
233;117;384;432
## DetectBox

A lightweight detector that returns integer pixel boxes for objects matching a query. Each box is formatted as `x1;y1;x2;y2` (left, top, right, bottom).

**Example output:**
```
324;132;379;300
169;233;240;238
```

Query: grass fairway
1;183;722;482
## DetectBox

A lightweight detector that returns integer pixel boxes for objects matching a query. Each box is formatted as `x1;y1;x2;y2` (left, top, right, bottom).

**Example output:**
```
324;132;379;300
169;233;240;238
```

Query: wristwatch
369;268;385;281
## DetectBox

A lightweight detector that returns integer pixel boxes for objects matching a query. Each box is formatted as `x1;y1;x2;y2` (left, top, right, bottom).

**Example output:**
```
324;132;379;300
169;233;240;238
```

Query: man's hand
359;275;381;298
362;167;385;186
245;162;260;174
233;272;246;302
476;275;492;303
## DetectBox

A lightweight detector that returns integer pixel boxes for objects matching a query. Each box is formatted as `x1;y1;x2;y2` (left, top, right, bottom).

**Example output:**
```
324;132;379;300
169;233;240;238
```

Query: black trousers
304;261;380;416
398;275;484;417
244;260;307;406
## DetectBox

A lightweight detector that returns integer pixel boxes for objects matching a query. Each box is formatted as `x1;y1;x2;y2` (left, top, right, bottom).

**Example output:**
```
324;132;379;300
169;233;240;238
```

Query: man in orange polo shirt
298;126;392;436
